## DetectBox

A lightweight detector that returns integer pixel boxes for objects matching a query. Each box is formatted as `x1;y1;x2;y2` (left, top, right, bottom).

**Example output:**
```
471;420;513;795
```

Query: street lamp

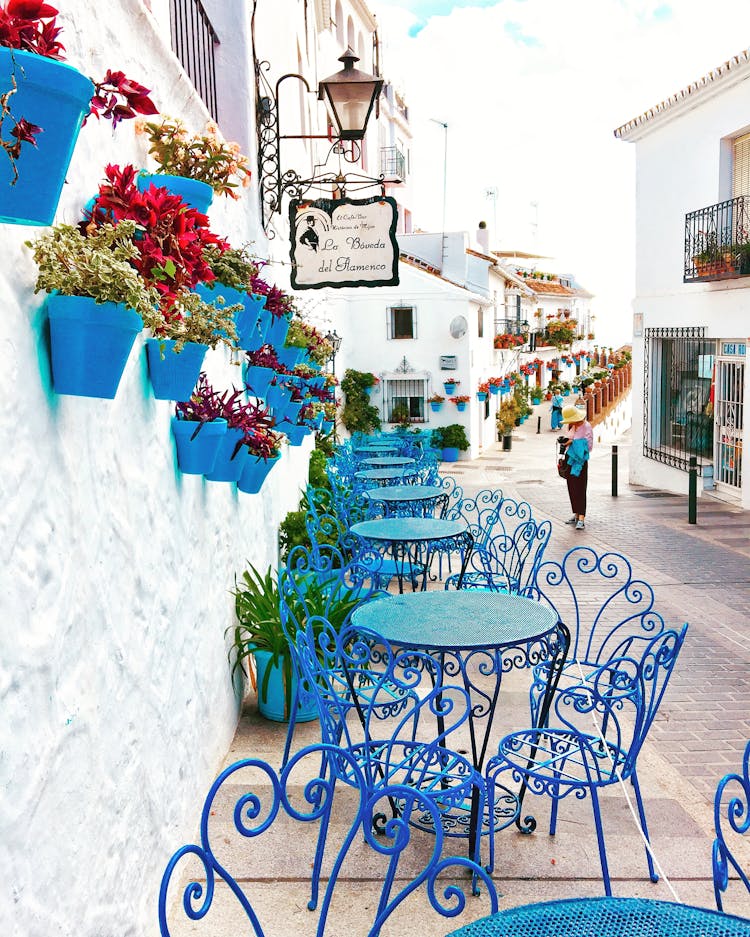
325;330;343;375
319;50;384;142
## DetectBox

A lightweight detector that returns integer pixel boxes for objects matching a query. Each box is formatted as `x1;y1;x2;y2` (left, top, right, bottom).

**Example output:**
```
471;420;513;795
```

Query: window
732;132;750;198
169;0;220;119
386;379;427;423
644;327;715;469
388;306;416;339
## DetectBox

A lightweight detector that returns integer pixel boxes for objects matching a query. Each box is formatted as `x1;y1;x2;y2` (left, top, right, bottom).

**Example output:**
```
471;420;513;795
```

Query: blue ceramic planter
279;401;304;425
321;420;334;434
276;346;304;369
489;385;499;396
442;447;459;462
239;294;269;350
47;294;142;399
237;453;281;495
245;365;275;399
171;417;227;474
0;49;94;226
429;402;443;413
477;392;488;402
266;383;292;412
266;314;291;348
285;425;308;446
443;382;457;395
253;650;318;723
137;172;213;214
456;402;467;412
204;428;250;482
146;338;206;400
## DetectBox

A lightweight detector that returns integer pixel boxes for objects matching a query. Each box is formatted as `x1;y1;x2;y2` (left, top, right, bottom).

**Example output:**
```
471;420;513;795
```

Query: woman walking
550;390;564;430
560;404;593;530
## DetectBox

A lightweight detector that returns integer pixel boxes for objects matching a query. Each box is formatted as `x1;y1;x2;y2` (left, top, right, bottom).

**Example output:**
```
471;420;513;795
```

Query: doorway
714;357;744;494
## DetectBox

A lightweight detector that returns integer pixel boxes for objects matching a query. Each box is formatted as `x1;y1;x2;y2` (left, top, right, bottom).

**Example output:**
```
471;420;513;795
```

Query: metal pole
611;444;618;497
688;456;697;524
537;415;541;434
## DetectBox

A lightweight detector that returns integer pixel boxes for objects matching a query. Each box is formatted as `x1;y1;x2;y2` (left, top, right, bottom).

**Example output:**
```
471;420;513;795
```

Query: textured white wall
0;2;311;934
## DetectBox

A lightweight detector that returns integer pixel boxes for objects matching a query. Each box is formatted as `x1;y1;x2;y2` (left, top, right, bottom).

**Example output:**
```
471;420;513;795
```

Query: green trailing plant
202;244;259;290
25;221;161;320
147;289;241;353
341;368;381;434
431;423;469;451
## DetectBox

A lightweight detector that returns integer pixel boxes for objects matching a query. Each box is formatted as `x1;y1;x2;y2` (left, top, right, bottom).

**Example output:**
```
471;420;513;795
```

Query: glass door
714;358;744;492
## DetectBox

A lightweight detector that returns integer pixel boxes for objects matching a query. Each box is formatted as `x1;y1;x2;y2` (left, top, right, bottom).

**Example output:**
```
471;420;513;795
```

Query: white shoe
575;520;585;530
565;516;577;525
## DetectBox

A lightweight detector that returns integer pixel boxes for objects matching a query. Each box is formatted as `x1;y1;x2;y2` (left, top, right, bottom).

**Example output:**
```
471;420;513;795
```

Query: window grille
386;378;427;423
643;327;715;470
169;0;220;120
387;306;416;339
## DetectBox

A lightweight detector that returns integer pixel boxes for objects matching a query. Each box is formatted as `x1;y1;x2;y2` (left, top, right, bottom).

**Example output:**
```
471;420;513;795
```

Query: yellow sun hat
561;404;586;424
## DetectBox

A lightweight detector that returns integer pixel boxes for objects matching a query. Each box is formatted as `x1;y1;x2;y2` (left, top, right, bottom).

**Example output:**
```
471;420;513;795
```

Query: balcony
684;195;750;282
169;0;220;120
380;146;406;181
494;317;525;336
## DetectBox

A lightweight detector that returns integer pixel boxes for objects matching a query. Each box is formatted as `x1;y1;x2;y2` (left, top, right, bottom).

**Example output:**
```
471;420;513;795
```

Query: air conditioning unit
440;355;458;370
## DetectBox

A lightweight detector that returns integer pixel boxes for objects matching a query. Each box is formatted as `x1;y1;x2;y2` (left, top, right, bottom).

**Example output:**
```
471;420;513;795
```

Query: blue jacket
567;437;589;477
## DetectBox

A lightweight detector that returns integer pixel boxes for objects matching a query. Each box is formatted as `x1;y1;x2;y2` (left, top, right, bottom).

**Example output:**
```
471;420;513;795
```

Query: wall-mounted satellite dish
449;315;468;339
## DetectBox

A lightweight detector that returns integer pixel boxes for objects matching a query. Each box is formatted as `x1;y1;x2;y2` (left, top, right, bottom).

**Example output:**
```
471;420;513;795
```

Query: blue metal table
446;897;750;936
362;484;448;518
354;467;419;487
352;590;566;846
349;517;472;592
360;456;416;468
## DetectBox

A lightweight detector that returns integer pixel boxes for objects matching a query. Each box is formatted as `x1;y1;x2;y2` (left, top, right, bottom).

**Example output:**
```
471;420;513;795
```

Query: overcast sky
368;0;750;345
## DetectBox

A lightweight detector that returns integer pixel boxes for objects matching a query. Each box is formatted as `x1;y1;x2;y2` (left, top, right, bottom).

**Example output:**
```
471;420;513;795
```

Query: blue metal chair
485;625;688;894
444;488;506;546
444;517;551;595
158;743;498;937
294;617;489;869
713;738;750;911
526;548;671;725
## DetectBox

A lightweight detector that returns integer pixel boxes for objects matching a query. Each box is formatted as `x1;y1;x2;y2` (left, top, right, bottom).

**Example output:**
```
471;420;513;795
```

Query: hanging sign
289;195;399;290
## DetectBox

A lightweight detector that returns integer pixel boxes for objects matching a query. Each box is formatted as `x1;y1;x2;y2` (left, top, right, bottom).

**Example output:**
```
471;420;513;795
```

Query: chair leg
631;770;659;883
589;786;612;896
281;684;300;768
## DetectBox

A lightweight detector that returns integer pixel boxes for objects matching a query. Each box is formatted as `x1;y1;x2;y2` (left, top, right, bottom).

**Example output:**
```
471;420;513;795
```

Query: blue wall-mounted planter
146;338;206;400
171;417;227;474
279;401;304;425
489;384;499;396
455;401;467;412
276;346;304;370
204;428;250;482
237;453;281;494
429;402;443;413
266;383;292;412
253;650;318;723
285;424;307;446
0;49;94;226
137;172;213;214
443;382;457;395
265;314;291;348
239;295;269;350
321;420;334;435
47;294;142;399
477;392;488;402
244;365;275;399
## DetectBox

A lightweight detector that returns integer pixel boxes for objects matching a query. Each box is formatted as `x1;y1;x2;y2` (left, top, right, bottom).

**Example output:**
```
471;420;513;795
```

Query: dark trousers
566;462;588;516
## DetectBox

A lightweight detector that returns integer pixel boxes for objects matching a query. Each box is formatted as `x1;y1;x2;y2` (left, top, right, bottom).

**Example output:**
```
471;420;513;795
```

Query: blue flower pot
456;401;467;412
310;376;327;390
237;453;281;495
0;49;94;226
47;294;142;399
146;338;206;400
321;420;334;434
253;650;318;723
285;424;308;446
429;401;443;413
266;383;292;412
194;281;254;345
266;314;291;348
277;346;304;369
204;428;250;482
477;392;488;402
244;365;275;399
489;385;499;396
136;172;213;214
443;382;457;395
279;401;304;425
442;447;460;462
171;417;227;474
239;294;269;350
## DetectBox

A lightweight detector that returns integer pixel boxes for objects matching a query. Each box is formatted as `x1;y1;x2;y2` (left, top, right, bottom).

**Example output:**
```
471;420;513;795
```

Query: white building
616;47;750;508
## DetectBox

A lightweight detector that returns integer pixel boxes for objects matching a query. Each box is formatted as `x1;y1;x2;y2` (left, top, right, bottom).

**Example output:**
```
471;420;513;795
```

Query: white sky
368;0;750;346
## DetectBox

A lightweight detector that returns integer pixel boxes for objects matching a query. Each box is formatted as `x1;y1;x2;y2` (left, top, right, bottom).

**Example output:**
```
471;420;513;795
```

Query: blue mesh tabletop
354;468;419;481
360;456;416;467
446;898;750;937
362;485;444;503
351;590;558;650
354;444;400;452
350;517;467;545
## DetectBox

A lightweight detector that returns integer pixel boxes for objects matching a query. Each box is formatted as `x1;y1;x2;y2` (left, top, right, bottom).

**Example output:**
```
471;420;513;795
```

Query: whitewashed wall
0;2;312;934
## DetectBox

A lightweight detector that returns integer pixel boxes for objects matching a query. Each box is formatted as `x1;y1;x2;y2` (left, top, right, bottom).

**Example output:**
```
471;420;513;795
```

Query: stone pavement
163;411;750;936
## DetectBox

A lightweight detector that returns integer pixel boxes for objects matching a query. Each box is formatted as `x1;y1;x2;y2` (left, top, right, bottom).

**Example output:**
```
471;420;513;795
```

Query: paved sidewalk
165;415;750;936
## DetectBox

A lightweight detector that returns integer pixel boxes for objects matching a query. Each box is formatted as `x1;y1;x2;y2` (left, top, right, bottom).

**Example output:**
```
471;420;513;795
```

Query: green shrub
431;423;469;450
341;369;381;434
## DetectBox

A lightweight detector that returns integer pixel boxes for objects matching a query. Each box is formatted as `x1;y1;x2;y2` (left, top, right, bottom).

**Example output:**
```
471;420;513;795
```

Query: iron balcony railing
494;317;525;336
684;195;750;282
169;0;220;120
380;146;406;180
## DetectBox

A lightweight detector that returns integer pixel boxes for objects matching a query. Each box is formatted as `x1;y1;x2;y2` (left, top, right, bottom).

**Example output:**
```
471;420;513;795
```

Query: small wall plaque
440;355;458;370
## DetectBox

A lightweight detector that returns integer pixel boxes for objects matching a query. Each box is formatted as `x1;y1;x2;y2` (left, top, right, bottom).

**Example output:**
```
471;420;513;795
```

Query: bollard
537;415;541;434
611;445;618;497
688;456;697;524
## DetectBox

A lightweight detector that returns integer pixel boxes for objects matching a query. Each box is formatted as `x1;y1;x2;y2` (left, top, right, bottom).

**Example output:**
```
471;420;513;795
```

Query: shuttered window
387;306;416;339
732;133;750;198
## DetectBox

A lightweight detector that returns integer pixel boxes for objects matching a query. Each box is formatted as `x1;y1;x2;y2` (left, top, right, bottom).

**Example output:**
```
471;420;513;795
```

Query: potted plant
430;423;469;462
244;345;281;399
250;273;296;347
451;394;470;412
196;244;266;350
496;398;518;450
172;373;228;474
427;392;445;413
229;564;362;722
443;377;459;395
361;373;380;396
477;381;489;402
0;1;157;225
237;425;284;494
488;377;503;396
26;220;160;398
391;401;411;426
136;115;252;213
